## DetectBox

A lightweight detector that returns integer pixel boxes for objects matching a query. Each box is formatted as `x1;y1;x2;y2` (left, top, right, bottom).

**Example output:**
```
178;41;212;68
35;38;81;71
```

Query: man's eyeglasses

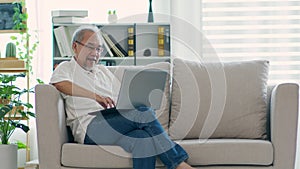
75;40;104;53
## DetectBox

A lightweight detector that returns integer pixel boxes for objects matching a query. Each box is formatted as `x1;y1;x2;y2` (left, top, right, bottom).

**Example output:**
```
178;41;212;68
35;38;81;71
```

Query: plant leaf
9;120;29;133
0;105;13;118
16;140;27;150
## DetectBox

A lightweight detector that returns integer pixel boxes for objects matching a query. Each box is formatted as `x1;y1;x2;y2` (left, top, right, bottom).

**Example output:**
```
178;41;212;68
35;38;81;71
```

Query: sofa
35;58;299;169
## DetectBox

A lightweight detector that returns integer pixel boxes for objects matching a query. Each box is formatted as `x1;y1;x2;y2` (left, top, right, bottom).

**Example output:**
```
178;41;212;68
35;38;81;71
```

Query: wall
171;0;202;61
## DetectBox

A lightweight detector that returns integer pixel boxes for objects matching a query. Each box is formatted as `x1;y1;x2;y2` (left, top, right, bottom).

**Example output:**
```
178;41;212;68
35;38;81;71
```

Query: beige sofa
35;58;299;169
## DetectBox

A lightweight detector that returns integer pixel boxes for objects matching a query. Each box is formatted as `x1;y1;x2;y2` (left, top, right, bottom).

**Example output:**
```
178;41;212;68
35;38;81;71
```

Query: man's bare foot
176;161;196;169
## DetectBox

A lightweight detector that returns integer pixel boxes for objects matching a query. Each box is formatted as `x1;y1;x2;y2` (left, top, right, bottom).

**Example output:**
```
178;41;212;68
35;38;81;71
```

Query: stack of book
52;10;88;24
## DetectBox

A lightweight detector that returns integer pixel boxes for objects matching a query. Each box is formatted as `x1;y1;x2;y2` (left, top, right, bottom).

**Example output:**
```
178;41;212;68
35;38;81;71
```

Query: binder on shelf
53;26;73;57
158;26;165;56
164;26;170;56
51;10;88;17
157;26;170;56
127;26;135;57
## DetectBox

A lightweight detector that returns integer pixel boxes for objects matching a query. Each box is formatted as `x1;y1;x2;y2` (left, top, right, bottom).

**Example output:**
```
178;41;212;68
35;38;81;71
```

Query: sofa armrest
270;83;299;169
35;84;68;169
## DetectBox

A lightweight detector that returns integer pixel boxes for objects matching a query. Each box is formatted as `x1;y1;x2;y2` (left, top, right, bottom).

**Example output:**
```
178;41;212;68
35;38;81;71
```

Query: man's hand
96;95;115;109
53;81;116;109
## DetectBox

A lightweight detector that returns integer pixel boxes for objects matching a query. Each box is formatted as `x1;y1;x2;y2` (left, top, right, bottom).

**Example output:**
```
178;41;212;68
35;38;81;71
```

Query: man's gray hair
71;25;101;44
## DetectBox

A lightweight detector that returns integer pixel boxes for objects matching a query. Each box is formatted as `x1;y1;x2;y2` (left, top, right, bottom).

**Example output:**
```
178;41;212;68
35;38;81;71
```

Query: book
164;26;171;56
127;26;135;57
101;31;122;57
53;26;73;57
158;26;165;56
52;16;88;24
107;34;128;56
51;10;88;17
100;35;114;57
101;31;125;57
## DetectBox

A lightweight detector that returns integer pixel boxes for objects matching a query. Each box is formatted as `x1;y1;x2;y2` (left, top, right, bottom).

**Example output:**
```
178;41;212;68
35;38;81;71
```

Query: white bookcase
52;23;171;69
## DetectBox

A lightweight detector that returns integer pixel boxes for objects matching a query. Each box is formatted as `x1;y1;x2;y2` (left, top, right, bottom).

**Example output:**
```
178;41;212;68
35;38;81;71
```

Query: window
202;0;300;84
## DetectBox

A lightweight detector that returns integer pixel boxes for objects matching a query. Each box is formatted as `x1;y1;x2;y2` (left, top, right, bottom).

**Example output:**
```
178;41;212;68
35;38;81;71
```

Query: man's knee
138;107;157;123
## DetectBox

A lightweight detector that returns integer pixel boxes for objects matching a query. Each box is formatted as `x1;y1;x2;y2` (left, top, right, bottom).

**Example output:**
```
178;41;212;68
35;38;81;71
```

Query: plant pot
0;144;18;169
0;58;25;68
108;14;118;23
0;98;10;105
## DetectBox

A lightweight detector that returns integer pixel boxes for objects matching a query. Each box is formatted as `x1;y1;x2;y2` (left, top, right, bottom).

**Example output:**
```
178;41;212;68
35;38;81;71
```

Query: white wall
170;0;202;61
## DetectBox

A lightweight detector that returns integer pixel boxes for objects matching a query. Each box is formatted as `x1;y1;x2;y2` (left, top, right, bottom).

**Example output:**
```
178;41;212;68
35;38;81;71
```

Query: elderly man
50;25;194;169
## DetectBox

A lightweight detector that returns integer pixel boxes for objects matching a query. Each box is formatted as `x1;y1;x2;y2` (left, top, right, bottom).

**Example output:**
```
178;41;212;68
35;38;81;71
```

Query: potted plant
0;73;35;169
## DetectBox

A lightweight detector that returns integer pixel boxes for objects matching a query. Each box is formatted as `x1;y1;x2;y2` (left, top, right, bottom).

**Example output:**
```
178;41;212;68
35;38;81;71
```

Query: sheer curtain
202;0;300;84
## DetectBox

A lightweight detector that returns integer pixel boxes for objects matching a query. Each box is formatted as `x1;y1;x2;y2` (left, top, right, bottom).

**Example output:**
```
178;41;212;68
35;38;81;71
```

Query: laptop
115;68;168;110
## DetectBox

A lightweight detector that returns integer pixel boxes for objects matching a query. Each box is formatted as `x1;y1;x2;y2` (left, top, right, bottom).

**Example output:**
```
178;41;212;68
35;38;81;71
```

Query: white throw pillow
169;58;269;139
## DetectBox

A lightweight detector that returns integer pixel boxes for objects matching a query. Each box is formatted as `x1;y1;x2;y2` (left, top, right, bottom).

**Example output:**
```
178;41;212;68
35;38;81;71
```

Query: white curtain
202;0;300;84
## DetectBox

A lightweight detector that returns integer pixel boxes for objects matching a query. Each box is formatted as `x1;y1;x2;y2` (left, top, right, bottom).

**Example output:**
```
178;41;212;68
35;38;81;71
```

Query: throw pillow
169;58;269;140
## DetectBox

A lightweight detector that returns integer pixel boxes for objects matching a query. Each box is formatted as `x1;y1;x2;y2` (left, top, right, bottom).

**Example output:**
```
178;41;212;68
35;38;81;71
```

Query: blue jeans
84;107;189;169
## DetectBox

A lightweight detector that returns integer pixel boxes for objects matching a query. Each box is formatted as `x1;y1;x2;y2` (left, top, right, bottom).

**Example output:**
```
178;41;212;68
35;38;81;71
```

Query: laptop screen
116;68;167;110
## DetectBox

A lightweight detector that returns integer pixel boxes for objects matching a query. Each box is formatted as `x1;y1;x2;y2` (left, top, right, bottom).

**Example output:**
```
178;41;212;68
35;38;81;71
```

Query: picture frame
0;0;22;30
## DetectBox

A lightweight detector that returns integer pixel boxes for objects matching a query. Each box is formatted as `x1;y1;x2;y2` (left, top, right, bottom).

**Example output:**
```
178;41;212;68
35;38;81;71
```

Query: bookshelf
52;23;171;68
0;1;31;166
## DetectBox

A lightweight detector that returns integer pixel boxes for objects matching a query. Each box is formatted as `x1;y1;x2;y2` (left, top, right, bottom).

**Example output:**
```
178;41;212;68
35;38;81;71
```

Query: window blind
202;0;300;84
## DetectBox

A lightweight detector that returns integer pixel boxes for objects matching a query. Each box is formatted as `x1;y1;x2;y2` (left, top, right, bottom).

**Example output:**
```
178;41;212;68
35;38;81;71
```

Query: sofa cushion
177;139;273;166
61;143;164;168
107;62;170;131
170;58;269;139
61;140;273;168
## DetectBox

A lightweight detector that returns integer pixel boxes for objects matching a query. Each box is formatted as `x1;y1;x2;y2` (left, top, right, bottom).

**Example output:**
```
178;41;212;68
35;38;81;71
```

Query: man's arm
52;81;115;109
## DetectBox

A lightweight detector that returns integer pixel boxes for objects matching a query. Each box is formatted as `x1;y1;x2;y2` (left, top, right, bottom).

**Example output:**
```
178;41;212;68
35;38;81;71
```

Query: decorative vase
0;144;18;169
108;10;118;24
148;0;154;22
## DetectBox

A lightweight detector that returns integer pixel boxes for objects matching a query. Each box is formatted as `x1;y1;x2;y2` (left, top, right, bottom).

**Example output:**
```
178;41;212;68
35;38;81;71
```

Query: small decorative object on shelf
0;42;24;69
5;42;16;58
108;10;118;24
143;48;151;56
148;0;154;22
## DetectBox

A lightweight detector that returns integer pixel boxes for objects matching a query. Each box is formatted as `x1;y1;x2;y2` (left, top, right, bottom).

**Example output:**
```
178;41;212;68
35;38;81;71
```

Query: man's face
73;31;102;71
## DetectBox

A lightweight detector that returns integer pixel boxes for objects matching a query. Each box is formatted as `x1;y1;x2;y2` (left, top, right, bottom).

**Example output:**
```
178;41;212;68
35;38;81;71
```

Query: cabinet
52;23;171;68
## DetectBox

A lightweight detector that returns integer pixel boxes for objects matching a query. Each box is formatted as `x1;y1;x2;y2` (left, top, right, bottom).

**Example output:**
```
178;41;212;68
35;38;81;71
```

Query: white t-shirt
50;58;120;143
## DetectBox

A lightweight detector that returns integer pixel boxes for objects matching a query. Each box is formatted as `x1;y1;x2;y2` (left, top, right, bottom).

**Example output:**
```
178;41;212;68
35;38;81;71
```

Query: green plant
10;0;39;73
5;42;17;58
0;74;35;145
